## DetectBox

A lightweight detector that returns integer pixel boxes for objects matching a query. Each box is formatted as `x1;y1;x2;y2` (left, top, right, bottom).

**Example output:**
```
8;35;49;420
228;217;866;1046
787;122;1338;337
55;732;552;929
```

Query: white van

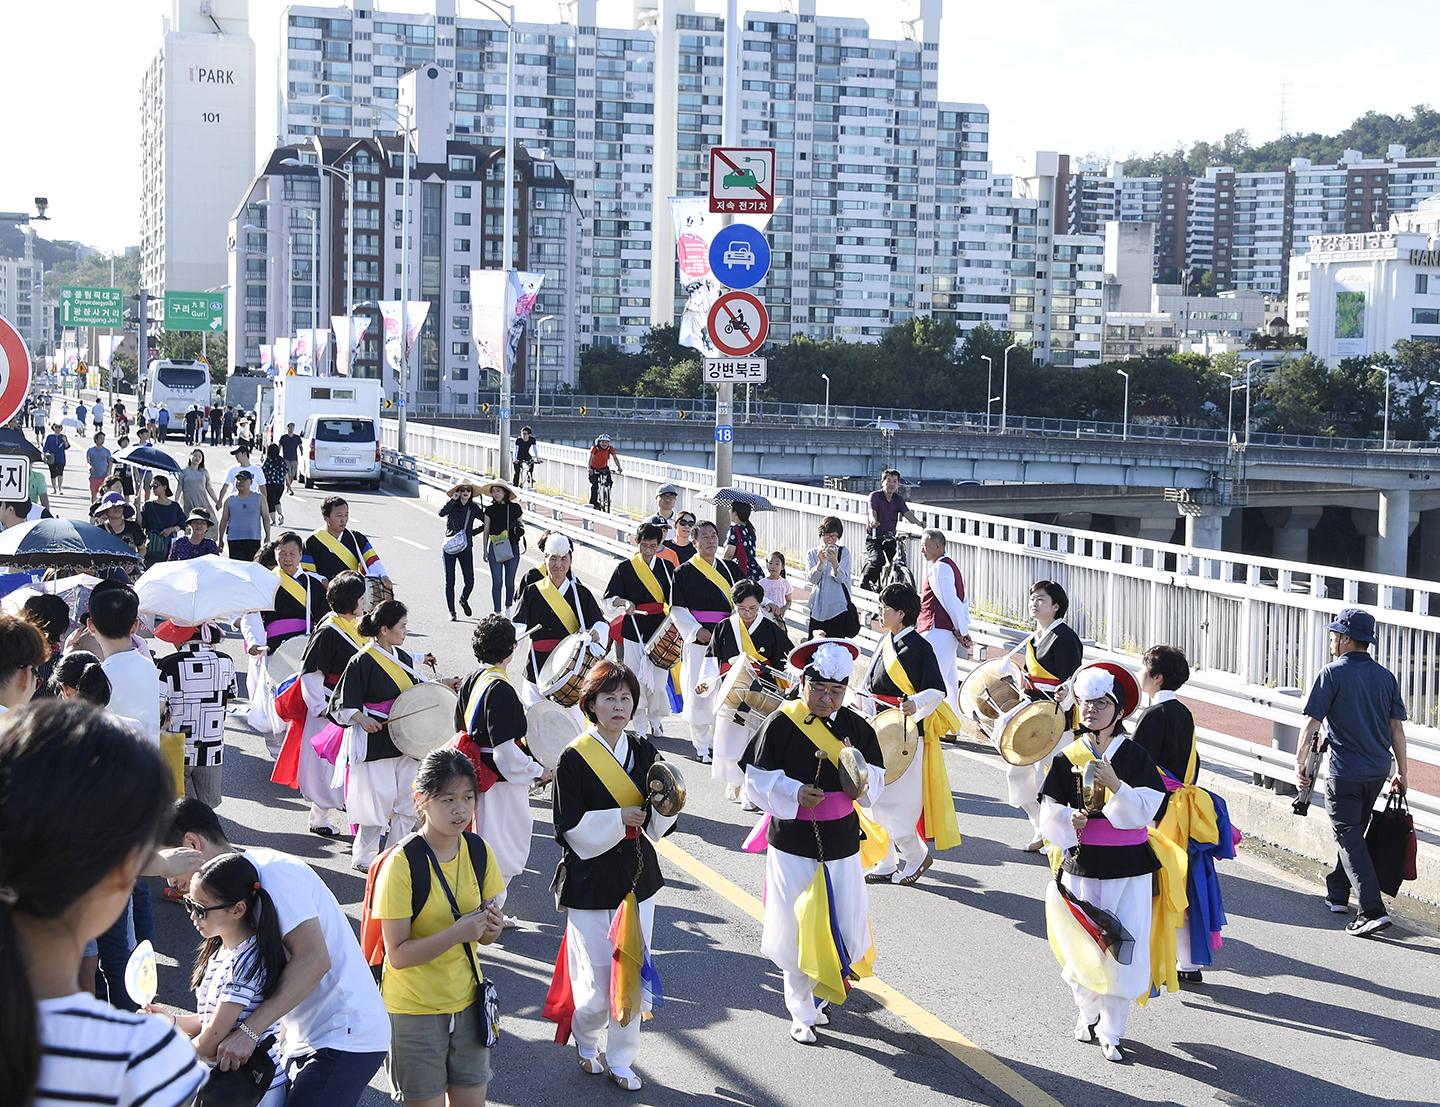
298;413;382;489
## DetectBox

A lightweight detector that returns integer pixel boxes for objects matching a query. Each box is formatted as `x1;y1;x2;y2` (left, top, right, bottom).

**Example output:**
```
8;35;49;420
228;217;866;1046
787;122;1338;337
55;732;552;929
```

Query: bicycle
867;533;914;593
589;467;613;513
514;457;540;490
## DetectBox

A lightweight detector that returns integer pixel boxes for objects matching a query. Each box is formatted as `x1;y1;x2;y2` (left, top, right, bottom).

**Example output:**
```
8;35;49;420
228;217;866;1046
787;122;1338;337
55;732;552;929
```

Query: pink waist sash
692;611;730;624
1079;816;1149;847
267;618;309;638
311;698;398;763
741;791;855;853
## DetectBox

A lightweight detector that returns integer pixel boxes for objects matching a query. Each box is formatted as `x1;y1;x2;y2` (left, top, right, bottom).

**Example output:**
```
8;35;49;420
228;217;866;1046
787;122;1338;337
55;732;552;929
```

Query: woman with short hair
804;516;854;638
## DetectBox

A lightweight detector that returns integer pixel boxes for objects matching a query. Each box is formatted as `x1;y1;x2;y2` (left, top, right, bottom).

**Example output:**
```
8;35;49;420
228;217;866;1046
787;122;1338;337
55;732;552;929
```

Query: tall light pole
821;373;830;426
529;314;554;414
1220;370;1235;443
459;0;518;462
1243;358;1260;450
1116;368;1130;441
1381;364;1393;448
329;96;415;449
1001;342;1018;434
283;146;355;372
981;354;993;431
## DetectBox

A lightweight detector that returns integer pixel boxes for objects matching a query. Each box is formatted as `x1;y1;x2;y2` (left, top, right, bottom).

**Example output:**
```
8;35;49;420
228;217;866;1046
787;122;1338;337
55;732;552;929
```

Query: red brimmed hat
1072;662;1141;719
155;620;197;644
788;637;862;679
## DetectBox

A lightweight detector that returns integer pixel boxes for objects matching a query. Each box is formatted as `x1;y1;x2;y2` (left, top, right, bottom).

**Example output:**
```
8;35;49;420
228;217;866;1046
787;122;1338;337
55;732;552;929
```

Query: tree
156;331;228;385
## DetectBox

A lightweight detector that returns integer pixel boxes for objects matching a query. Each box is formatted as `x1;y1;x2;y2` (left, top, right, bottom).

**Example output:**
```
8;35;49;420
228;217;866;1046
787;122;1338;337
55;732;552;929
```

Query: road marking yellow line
655;838;1064;1107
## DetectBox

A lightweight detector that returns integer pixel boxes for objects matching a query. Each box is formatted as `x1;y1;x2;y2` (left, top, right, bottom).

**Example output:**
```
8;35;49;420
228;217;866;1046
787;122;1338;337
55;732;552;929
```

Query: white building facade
140;0;257;299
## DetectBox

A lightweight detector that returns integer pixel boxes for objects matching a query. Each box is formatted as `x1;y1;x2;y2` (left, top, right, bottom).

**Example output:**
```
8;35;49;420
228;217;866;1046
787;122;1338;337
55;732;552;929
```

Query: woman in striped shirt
0;700;204;1107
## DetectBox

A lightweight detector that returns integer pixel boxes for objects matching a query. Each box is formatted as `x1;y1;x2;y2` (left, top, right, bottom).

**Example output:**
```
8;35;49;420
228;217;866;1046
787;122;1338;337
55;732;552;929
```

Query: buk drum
539;631;606;708
643;613;684;669
872;707;920;785
387;682;460;760
524;700;582;769
959;658;1024;739
366;577;395;613
716;656;786;722
265;635;309;695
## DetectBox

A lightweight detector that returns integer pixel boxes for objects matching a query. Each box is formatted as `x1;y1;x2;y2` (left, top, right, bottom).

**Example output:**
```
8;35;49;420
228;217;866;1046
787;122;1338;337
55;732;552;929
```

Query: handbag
418;838;501;1046
443;530;469;555
489;533;515;563
195;1033;276;1107
835;546;862;637
1366;790;1417;897
146;529;171;562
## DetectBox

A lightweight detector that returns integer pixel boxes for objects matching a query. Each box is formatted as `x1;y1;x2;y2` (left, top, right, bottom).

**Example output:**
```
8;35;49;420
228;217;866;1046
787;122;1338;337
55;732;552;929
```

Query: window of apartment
453;238;471;251
1418;274;1429;295
450;156;476;172
451;341;469;356
454;212;471;225
1413;307;1440;325
455;185;472;198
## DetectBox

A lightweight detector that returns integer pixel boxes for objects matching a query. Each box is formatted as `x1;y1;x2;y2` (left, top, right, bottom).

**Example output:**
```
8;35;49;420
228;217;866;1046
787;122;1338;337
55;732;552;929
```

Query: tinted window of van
314;418;376;442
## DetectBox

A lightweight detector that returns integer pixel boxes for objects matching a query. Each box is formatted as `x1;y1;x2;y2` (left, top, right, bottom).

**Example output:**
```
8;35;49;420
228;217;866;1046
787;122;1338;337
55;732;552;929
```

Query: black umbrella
698;487;777;511
0;518;143;570
0;429;43;463
113;443;184;474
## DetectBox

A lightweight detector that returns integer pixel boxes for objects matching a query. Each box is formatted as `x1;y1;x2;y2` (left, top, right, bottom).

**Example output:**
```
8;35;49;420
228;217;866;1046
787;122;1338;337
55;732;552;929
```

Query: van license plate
333;456;356;465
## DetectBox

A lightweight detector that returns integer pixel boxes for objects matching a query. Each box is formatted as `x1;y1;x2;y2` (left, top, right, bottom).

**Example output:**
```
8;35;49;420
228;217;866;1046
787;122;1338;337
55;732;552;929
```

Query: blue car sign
708;224;771;290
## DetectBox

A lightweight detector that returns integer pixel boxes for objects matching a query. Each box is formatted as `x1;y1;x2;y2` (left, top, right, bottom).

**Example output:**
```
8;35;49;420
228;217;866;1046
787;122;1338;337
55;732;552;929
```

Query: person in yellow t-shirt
375;748;505;1107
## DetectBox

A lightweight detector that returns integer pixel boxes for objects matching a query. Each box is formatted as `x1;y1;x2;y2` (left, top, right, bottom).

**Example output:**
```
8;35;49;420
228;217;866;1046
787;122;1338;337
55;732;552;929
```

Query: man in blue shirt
1297;607;1408;937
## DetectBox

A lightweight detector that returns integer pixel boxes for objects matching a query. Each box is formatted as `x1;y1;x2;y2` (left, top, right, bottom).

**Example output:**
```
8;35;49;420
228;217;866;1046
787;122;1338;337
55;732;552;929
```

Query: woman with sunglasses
146;853;288;1105
658;513;697;569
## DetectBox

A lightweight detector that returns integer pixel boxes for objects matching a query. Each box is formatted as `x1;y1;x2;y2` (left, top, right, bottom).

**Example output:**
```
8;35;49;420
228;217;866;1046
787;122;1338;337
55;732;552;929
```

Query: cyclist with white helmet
587;433;623;512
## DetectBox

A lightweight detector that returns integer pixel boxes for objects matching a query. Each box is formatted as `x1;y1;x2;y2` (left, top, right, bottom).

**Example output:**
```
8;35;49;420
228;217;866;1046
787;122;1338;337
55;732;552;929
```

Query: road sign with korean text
60;286;123;328
704;357;767;383
0;456;29;500
709;147;775;214
164;291;226;332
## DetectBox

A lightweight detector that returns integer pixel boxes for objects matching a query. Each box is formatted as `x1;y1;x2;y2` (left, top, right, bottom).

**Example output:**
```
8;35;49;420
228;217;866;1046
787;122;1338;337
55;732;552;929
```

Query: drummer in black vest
512;534;607;709
451;614;548;925
670;520;744;764
604;523;675;739
699;578;793;805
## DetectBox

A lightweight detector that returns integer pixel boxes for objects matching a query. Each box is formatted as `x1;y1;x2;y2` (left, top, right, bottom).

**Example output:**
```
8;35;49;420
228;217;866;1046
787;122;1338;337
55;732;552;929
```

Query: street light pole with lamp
980;354;992;432
528;314;554;414
821;372;830;427
1220;370;1235;443
1116;368;1129;441
1243;358;1260;450
326;95;415;449
1000;342;1018;434
1381;364;1393;448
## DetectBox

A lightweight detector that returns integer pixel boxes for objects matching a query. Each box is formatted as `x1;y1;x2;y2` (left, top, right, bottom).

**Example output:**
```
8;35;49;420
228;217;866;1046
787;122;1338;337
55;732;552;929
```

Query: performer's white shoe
1101;1040;1125;1063
1074;1014;1098;1043
608;1066;642;1091
790;1020;818;1044
576;1046;605;1075
814;1003;830;1026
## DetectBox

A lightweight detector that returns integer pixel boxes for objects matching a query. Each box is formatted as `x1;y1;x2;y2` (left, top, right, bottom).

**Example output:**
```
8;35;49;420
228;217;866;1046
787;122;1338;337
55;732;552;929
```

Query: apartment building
0;257;44;357
229;64;576;405
140;0;257;298
274;0;1016;355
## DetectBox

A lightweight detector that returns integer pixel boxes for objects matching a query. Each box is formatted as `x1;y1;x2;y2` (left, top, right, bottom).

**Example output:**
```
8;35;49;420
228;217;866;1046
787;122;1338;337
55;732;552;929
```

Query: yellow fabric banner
537;576;582;635
878;634;962;850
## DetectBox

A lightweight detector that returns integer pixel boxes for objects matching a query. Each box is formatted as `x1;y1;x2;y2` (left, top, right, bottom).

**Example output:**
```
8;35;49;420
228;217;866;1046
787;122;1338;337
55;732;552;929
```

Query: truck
268;377;384;490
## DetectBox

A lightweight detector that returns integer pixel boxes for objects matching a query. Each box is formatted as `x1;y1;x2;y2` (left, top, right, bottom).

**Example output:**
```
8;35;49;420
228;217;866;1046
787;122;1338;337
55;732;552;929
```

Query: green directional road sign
59;286;123;328
164;291;226;332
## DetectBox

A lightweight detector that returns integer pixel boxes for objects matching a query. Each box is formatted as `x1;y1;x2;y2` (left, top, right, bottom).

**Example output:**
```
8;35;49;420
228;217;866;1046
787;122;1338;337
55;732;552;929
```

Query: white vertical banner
378;302;404;393
259;344;273;377
404;301;430;363
332;315;370;377
670;196;724;357
274;337;293;375
312;328;332;375
292;331;313;376
472;271;545;378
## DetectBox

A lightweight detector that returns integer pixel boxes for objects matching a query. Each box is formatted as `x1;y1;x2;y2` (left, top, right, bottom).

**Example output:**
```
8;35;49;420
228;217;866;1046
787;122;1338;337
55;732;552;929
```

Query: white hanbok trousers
566;896;656;1070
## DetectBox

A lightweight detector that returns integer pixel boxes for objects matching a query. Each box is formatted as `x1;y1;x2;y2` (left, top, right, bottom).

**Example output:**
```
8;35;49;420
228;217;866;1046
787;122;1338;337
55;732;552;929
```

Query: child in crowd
761;551;793;624
147;853;288;1106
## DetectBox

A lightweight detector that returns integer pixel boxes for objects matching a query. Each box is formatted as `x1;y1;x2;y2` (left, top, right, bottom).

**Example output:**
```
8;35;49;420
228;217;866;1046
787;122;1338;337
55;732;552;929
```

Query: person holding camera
1296;607;1408;938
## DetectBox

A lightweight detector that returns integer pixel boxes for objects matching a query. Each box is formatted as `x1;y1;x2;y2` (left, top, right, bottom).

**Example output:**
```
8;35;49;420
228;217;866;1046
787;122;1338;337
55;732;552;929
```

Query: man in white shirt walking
916;529;972;720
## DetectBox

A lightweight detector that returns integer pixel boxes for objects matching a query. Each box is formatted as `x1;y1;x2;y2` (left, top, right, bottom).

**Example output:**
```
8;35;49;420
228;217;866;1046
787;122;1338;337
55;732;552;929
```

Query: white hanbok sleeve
1101;782;1164;830
494;739;544;784
299;670;329;713
563;809;628;860
1038;797;1079;851
744;765;803;820
907;687;945;720
858;762;885;808
239;612;266;650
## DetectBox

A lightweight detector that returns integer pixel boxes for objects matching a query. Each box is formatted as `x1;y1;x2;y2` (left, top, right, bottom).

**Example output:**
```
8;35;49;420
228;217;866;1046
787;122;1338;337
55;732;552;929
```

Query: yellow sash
1183;727;1199;786
879;634;962;851
687;555;734;607
733;613;764;664
1025;637;1060;683
630;555;666;606
311;527;360;571
571;731;644;807
465;666;509;733
537;576;582;635
322;613;367;649
362;643;417;696
274;567;310;610
779;699;845;765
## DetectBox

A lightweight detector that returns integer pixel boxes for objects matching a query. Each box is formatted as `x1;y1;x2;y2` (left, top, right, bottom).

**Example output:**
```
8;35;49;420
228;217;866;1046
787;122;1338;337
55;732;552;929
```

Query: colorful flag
259;344;273;376
472;271;545;377
332;315;370;376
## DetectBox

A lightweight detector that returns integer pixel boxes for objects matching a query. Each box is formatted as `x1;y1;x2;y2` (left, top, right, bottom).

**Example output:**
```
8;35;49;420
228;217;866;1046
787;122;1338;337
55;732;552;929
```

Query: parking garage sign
708;224;771;291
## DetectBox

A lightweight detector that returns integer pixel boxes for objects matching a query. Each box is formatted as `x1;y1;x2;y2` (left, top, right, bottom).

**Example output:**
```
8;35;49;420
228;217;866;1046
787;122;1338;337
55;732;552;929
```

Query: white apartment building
229;64;577;405
0;256;44;357
140;0;257;299
1291;197;1440;361
274;0;1014;353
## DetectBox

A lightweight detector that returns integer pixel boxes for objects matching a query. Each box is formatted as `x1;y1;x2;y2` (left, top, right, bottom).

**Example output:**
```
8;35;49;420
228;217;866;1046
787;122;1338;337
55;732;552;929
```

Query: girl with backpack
372;747;505;1106
145;853;288;1105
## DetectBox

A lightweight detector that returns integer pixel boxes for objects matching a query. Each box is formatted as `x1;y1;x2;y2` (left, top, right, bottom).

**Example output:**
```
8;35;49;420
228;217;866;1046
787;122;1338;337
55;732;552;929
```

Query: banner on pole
471;271;544;377
670;196;724;358
274;337;293;376
332;315;370;377
259;344;273;377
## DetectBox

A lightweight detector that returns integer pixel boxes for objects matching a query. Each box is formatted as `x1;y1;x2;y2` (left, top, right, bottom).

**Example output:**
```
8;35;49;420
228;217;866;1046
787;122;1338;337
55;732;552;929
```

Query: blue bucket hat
1326;607;1377;645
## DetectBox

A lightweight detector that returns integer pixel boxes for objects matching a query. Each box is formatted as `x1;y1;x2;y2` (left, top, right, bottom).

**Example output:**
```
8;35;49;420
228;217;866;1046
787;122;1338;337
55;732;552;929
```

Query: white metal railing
382;419;1440;799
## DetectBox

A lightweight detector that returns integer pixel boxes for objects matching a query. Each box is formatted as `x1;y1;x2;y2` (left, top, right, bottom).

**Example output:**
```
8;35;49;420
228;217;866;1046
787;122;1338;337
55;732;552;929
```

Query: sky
3;0;1438;255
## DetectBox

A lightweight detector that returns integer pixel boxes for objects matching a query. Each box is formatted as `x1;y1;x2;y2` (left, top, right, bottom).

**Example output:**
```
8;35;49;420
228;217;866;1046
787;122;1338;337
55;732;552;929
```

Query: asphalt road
41;428;1439;1107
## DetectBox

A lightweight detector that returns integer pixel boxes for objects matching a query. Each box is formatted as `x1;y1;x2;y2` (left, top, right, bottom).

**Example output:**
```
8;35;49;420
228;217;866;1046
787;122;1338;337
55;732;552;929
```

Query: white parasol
133;554;280;623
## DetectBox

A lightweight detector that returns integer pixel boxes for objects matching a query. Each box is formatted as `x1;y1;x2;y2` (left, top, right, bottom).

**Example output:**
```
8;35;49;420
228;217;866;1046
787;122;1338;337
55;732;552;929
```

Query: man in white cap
645;484;681;542
740;638;886;1044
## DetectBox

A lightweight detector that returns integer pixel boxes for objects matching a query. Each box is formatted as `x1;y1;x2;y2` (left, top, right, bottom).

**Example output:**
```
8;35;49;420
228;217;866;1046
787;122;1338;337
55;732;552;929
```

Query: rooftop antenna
1278;78;1290;140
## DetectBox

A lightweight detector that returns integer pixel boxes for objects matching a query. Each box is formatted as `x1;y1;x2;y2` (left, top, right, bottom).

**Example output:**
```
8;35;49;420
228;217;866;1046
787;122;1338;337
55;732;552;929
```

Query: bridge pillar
1262;507;1325;564
1112;514;1178;543
1421;509;1440;582
1354;491;1414;576
1185;506;1229;550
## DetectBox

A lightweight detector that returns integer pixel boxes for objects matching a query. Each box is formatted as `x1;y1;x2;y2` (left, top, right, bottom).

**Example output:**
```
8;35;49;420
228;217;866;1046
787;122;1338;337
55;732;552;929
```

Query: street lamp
1381;364;1393;448
821;372;830;427
326;95;415;448
981;354;993;431
459;0;519;461
529;314;555;414
1001;342;1018;434
1243;358;1260;450
1116;368;1130;441
1220;370;1235;443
